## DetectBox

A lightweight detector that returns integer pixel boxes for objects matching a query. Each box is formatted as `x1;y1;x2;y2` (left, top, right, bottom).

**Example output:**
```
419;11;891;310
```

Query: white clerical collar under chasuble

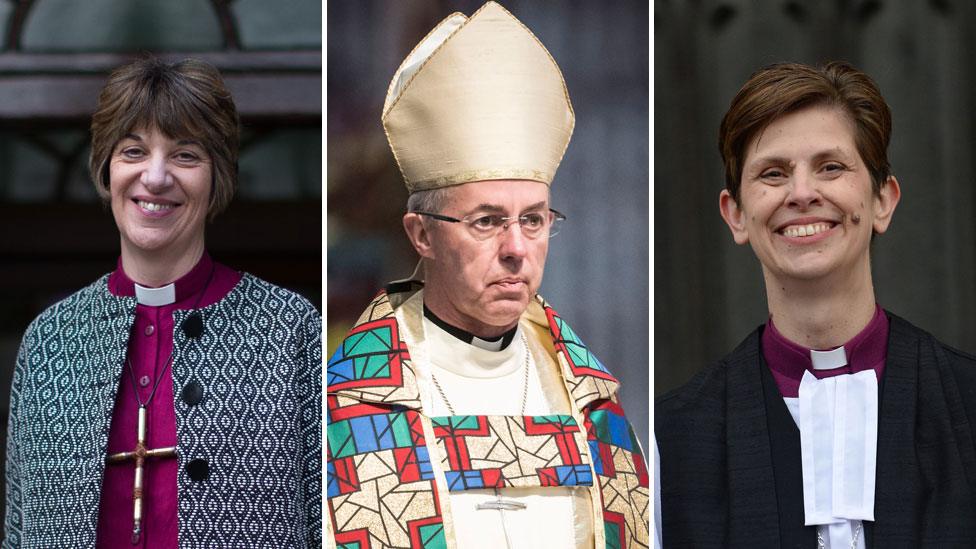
134;283;176;306
422;313;524;378
422;303;518;352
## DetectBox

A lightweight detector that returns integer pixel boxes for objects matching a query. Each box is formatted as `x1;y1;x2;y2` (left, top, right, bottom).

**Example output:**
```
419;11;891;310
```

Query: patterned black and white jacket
3;273;321;548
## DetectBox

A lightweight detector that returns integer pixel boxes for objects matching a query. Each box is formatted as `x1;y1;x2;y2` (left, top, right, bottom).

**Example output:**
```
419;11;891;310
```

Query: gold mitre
382;1;575;193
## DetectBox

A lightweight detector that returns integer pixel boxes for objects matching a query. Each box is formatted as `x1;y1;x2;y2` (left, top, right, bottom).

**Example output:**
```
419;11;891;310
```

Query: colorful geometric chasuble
327;399;444;549
585;400;650;549
327;315;416;405
431;415;592;491
327;290;649;549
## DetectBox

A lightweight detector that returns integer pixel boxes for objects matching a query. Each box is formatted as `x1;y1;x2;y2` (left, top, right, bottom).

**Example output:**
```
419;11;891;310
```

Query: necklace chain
817;521;863;549
126;353;173;408
126;264;214;408
429;332;530;416
428;330;531;549
112;264;214;545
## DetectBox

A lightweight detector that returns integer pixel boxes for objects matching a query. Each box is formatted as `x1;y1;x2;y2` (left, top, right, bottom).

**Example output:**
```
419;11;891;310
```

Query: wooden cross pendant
105;406;176;544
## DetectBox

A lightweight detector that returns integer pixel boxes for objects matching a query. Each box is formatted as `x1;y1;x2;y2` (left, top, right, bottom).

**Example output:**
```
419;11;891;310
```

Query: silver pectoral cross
105;406;177;544
476;488;527;511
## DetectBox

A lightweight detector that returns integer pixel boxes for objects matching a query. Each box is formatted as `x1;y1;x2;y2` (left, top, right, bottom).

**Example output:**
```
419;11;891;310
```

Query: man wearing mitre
326;3;649;548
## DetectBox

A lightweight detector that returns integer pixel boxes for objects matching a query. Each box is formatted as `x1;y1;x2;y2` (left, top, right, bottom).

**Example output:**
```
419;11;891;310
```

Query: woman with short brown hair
90;57;239;221
4;57;321;548
657;61;976;547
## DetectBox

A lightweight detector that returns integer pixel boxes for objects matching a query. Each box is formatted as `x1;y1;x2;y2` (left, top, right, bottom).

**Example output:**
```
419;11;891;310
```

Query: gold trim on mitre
382;1;575;193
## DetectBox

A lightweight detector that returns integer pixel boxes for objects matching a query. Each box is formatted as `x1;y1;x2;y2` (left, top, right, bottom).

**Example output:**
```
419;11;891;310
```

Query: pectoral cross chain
105;406;176;544
476;488;526;549
476;488;527;511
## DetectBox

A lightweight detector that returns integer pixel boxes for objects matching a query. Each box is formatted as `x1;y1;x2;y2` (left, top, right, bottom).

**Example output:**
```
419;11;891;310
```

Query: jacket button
182;314;203;338
181;382;203;405
187;459;209;482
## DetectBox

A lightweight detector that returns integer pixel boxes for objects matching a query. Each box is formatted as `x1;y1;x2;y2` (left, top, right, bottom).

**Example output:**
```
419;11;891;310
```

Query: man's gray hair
406;187;450;213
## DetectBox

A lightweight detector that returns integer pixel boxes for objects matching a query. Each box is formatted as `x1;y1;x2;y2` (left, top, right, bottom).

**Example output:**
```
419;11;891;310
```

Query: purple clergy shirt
97;253;241;548
762;305;889;398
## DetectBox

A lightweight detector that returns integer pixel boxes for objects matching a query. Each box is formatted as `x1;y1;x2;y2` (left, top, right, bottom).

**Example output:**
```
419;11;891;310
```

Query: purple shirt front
97;253;241;548
762;305;889;398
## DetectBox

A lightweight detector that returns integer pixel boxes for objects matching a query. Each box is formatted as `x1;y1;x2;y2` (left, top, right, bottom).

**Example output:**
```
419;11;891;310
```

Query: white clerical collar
422;304;517;351
134;283;176;306
422;315;523;379
471;335;505;351
810;346;848;370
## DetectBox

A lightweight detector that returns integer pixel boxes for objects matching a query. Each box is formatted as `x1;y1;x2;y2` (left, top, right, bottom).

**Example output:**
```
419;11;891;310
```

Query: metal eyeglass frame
412;208;567;239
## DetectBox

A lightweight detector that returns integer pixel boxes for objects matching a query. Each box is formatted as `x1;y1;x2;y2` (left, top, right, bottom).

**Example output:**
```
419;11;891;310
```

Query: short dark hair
719;61;892;203
89;57;240;219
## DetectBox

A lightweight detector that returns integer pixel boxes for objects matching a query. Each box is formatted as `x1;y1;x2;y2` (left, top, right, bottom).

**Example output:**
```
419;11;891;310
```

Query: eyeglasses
413;208;567;241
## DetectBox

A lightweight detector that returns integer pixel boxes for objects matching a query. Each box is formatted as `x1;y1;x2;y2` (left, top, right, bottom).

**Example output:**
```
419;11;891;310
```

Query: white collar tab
810;346;847;370
471;336;505;352
134;283;176;306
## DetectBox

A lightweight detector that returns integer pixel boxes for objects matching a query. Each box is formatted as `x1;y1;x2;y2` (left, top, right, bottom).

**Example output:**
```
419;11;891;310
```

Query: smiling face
110;126;212;270
405;179;551;337
719;105;899;286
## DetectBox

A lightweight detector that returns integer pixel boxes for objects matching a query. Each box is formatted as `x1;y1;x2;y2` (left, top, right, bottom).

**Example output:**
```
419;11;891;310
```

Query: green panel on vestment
569;344;592;366
431;416;481;430
418;523;447;549
345;326;392;355
451;416;480;429
556;317;575;340
358;354;391;380
389;412;414;447
604;520;622;549
589;410;611;443
534;414;578;426
328;419;354;459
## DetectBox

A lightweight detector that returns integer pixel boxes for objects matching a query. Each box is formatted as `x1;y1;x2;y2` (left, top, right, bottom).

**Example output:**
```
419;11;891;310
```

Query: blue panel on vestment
416;446;434;479
348;416;379;453
589;440;604;475
609;413;632;451
327;348;354;385
444;470;485;491
556;464;594;486
370;414;394;450
444;471;463;490
462;470;483;489
326;461;339;498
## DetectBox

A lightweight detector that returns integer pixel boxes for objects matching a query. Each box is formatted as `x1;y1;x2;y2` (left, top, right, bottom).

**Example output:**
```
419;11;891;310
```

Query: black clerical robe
656;312;976;548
